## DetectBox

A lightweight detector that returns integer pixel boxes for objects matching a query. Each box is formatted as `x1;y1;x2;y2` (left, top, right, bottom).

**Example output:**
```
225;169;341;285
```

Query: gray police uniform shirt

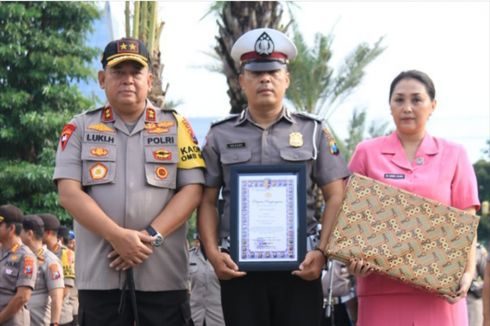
189;246;225;326
53;101;205;291
51;243;75;324
29;247;64;326
0;242;37;326
202;108;350;238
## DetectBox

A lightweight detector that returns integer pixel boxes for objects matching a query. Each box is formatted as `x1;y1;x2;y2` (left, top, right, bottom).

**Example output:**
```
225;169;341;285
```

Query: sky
108;1;490;163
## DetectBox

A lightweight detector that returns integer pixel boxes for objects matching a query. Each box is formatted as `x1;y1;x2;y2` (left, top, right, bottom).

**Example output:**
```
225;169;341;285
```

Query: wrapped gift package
325;173;479;297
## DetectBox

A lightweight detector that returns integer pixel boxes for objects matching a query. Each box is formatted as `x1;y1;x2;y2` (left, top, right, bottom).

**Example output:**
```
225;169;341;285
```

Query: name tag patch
384;173;405;180
86;133;115;144
146;136;175;145
227;142;246;149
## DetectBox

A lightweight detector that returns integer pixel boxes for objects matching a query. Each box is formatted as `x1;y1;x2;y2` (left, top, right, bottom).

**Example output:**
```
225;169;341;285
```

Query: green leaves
0;2;100;221
287;24;385;119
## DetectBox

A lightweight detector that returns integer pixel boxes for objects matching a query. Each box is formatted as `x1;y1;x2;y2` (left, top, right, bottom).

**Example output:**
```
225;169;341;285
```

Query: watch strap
146;225;158;237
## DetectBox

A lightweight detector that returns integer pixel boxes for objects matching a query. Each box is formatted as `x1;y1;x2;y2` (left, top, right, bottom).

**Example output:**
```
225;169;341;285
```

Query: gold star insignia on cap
129;43;136;50
120;42;128;50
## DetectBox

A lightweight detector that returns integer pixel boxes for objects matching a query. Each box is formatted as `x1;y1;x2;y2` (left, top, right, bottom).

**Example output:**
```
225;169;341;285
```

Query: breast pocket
220;149;252;165
280;148;314;162
144;146;178;189
1;264;19;289
81;143;117;186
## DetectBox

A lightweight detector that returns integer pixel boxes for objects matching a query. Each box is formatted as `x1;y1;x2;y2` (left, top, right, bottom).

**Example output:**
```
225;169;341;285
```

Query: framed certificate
229;164;307;271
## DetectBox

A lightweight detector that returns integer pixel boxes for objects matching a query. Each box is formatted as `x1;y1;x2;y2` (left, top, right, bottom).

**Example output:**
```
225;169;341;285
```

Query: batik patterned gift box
325;173;479;297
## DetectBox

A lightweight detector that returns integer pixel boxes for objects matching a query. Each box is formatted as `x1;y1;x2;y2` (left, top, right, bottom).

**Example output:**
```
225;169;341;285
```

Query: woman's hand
444;271;472;304
347;259;373;277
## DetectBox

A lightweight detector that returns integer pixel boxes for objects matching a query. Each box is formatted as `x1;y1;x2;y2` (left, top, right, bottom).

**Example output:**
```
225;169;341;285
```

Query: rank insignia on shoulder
89;162;108;180
101;107;114;122
323;128;339;155
146;108;156;122
155;166;168;180
88;123;114;133
289;132;303;147
90;147;109;157
60;123;76;151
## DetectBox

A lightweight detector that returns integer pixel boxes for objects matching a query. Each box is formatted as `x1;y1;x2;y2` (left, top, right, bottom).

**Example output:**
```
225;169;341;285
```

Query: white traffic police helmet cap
231;28;297;72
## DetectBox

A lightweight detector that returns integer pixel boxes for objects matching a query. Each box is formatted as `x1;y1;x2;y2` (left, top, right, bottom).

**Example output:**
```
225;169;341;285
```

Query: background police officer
197;28;349;326
189;236;225;326
38;213;75;326
54;37;204;326
21;214;64;326
57;226;79;326
0;205;38;325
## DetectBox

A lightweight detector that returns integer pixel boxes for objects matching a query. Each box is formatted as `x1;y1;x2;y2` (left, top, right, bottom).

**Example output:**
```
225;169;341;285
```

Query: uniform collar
381;132;438;155
35;246;45;262
235;107;293;126
382;132;438;170
144;101;157;123
2;242;20;259
102;100;158;135
100;104;115;123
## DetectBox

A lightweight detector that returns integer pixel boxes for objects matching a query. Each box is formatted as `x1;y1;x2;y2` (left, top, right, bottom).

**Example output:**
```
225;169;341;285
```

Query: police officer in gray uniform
189;237;225;326
197;28;350;326
38;214;75;326
21;214;64;326
0;205;38;325
54;37;204;326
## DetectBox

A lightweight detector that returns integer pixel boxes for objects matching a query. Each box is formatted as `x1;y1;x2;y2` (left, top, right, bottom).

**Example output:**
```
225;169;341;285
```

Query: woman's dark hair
389;70;436;102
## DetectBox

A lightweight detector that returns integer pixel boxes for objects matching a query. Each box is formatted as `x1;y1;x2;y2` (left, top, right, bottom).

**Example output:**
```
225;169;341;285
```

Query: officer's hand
347;259;373;277
208;250;246;280
107;228;153;267
443;271;472;303
292;250;325;281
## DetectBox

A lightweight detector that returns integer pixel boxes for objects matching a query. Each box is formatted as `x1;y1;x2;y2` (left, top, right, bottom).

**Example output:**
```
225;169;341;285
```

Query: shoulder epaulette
82;106;105;116
210;114;239;127
295;111;323;123
162;106;177;113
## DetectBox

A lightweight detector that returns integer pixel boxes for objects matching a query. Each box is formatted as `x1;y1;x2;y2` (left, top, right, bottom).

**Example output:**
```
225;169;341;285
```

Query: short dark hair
389;70;436;102
23;214;45;239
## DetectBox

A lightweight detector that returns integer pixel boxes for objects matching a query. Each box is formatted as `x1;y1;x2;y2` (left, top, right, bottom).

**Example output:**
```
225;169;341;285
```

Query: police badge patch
255;32;274;56
60;123;76;151
89;162;108;180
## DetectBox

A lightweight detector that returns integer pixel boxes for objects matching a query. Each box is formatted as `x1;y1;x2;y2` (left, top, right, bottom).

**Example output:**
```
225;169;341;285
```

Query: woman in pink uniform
348;70;480;326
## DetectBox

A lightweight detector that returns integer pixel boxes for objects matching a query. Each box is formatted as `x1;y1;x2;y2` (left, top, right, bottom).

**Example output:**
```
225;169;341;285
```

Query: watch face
153;234;164;247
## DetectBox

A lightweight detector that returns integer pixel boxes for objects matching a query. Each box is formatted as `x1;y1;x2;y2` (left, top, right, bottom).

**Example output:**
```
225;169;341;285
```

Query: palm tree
212;1;289;113
285;23;385;221
287;23;385;120
124;1;167;107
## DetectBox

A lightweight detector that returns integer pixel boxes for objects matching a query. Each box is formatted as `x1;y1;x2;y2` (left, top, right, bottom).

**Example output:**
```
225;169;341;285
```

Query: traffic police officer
0;205;38;325
38;213;75;326
197;28;350;326
21;214;64;326
54;37;205;326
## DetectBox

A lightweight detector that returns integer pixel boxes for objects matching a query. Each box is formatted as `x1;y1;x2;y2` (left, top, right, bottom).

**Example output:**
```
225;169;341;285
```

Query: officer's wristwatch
146;226;164;247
